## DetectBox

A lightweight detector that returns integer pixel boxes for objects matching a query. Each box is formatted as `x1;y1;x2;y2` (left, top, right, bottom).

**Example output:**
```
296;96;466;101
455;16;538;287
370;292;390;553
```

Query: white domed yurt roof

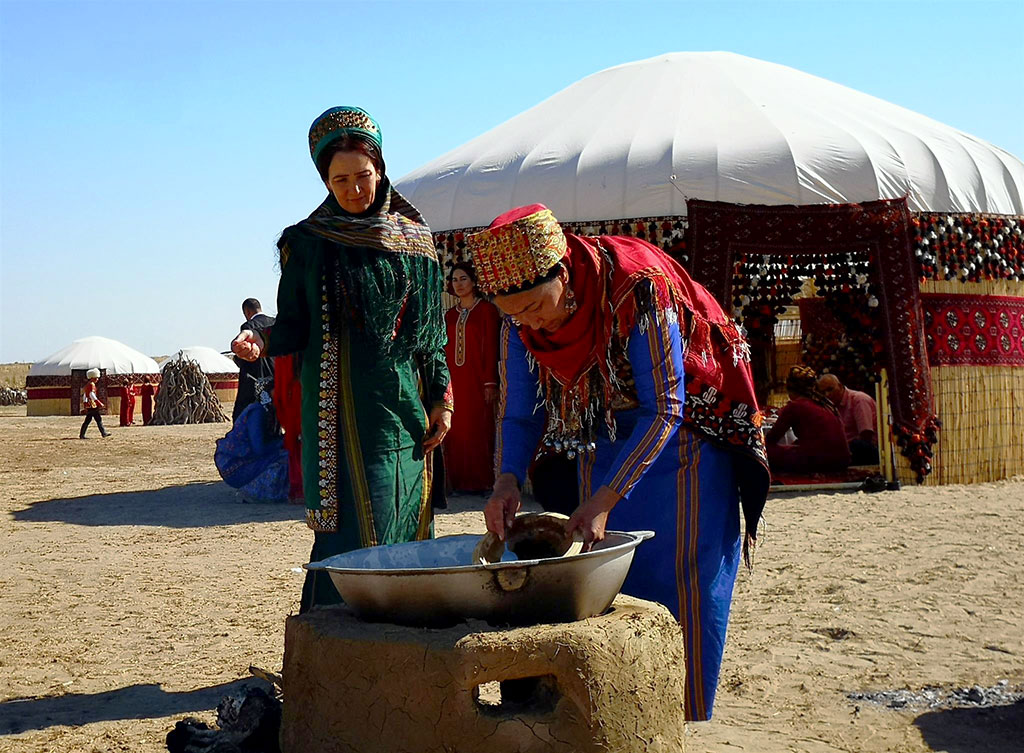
28;336;160;377
171;346;239;374
397;52;1024;231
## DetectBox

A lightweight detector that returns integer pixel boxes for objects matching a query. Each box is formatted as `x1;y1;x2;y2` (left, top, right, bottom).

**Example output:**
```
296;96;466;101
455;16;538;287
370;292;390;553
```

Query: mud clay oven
281;595;687;752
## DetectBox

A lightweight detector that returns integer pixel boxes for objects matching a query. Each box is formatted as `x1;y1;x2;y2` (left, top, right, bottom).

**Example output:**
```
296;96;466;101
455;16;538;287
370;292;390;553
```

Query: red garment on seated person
766;397;850;473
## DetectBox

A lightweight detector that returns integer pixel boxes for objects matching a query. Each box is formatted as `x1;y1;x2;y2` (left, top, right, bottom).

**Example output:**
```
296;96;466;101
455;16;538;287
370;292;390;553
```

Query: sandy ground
1;406;1021;752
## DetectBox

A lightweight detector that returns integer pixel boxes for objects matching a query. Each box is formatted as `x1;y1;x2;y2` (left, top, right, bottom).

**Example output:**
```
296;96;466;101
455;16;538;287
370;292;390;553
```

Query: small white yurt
27;335;161;416
170;346;240;404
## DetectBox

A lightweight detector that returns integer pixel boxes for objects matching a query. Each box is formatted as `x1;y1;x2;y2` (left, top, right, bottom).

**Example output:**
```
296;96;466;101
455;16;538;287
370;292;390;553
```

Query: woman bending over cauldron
233;107;452;612
475;205;770;721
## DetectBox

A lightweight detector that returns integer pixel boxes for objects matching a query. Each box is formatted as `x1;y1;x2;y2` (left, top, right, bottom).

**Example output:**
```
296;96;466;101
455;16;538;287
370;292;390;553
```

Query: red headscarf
519;230;770;548
517;235;609;387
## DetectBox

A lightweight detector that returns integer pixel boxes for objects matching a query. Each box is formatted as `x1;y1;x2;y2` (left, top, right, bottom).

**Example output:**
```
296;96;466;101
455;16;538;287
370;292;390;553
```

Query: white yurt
170;346;240;404
397;52;1024;486
399;51;1022;226
26;335;161;417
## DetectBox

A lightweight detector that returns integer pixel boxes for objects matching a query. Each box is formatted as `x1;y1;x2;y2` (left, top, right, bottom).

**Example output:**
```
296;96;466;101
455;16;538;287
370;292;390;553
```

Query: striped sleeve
601;313;686;499
495;318;545;485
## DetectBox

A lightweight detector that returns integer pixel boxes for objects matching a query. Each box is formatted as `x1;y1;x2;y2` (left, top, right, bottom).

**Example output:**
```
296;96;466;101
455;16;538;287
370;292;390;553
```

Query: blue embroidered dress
497;309;741;721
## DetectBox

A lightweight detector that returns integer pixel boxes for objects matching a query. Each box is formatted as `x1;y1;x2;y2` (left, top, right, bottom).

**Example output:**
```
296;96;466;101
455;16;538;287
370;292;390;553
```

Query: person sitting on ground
233;298;276;422
766;365;850;473
817;373;879;465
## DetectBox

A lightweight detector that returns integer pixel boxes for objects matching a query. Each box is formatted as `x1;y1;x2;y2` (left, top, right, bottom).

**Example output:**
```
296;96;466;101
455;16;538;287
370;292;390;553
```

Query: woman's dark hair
315;133;385;181
785;365;818;396
482;262;564;301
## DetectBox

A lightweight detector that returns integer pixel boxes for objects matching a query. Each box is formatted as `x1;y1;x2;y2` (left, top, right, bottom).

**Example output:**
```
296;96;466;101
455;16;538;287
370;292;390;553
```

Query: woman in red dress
119;383;137;426
443;262;502;493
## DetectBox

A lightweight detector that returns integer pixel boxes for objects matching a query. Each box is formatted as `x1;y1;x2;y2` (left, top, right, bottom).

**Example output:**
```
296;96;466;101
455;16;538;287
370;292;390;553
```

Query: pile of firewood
0;386;27;406
150;357;229;425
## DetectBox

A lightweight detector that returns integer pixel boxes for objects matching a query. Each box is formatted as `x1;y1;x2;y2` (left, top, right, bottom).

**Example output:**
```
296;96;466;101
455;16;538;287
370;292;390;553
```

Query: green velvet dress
265;184;451;610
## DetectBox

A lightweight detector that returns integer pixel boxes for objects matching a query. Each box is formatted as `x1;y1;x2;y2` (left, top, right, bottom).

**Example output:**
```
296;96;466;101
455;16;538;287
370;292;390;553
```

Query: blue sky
2;0;1021;362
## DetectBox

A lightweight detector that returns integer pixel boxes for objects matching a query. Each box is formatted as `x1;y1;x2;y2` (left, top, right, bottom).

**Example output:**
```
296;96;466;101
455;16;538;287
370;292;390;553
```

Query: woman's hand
422;405;452;451
566;486;622;551
232;330;264;362
484;473;521;540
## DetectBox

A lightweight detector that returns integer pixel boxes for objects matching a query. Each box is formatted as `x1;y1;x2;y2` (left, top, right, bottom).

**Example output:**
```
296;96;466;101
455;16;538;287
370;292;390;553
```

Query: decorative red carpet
770;466;877;487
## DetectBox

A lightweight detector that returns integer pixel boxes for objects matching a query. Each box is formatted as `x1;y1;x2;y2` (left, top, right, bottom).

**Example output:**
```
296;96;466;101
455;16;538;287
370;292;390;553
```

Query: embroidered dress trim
454;299;480;368
580;446;595;503
416;451;433;540
437;380;455;413
307;288;340;532
494;320;511;479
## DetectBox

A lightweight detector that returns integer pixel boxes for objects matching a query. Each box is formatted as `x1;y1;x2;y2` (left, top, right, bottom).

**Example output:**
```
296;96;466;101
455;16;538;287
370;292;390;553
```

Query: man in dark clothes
233;298;276;421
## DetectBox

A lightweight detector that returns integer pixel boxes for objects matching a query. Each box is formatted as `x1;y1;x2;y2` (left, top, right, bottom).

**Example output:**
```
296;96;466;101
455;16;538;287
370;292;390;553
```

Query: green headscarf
308;106;382;166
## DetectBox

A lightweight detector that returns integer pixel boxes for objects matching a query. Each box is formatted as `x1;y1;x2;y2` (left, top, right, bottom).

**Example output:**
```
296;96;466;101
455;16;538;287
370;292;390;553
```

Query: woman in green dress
232;107;452;611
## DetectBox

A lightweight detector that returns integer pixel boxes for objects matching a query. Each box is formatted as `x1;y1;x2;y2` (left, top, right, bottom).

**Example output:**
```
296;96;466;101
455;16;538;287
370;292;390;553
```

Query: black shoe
859;475;888;493
101;433;111;438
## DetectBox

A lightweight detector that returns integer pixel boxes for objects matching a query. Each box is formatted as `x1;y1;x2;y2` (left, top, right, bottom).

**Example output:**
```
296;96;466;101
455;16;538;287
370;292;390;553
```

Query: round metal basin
304;530;654;627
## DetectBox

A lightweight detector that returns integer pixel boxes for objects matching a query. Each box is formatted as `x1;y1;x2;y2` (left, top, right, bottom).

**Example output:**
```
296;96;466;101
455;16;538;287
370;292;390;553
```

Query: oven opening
474;675;560;716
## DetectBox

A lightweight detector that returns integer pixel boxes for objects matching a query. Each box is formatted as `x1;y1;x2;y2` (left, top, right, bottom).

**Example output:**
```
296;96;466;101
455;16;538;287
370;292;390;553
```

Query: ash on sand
848;680;1024;711
166;683;280;753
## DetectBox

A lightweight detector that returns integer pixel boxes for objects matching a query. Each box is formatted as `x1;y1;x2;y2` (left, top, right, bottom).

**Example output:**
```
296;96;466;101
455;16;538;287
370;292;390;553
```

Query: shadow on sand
0;678;272;735
12;482;304;528
913;701;1024;753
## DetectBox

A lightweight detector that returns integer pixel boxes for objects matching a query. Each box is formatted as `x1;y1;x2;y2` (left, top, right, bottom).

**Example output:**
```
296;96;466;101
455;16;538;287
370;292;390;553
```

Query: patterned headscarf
786;365;838;414
308;106;382;166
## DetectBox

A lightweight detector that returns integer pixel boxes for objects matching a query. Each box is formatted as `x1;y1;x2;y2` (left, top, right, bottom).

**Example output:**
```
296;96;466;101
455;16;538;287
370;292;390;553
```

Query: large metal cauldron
305;530;654;627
